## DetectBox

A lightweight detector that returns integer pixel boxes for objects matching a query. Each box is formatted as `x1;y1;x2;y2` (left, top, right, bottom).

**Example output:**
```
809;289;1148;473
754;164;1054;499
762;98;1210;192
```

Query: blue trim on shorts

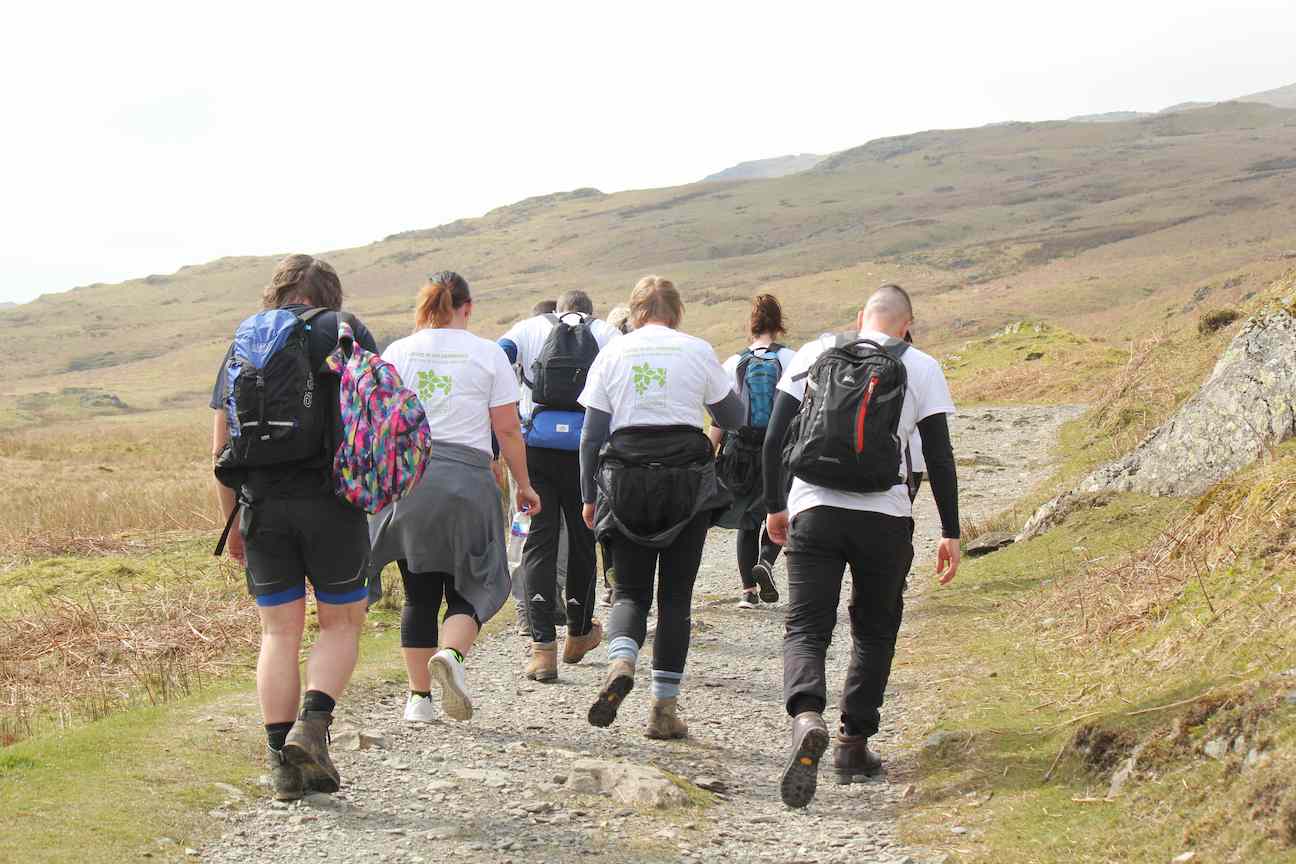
255;585;307;607
315;586;369;606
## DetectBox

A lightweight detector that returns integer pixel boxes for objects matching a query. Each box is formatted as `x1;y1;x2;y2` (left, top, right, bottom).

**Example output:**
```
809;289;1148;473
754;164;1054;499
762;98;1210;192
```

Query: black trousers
398;561;479;649
782;507;914;738
736;523;782;590
606;511;710;676
522;447;597;643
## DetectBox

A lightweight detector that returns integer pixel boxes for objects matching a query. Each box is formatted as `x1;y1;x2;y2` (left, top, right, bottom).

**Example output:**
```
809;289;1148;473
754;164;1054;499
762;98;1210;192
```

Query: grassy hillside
900;273;1296;862
5;101;1296;428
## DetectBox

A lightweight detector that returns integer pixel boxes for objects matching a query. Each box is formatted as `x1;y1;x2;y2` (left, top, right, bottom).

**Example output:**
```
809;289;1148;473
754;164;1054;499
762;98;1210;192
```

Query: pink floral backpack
326;320;432;513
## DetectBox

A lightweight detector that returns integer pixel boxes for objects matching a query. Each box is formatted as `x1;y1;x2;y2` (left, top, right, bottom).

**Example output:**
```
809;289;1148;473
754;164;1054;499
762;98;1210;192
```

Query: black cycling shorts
240;495;369;607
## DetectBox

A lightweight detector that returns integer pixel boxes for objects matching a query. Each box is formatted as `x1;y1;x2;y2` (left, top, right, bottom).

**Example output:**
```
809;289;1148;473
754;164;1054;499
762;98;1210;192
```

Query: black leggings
606;512;710;676
736;522;782;590
398;561;480;649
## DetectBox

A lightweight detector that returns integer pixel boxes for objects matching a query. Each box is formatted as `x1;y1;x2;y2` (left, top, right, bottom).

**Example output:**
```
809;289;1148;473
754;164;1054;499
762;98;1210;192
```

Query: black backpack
527;312;601;411
783;335;910;493
214;307;330;490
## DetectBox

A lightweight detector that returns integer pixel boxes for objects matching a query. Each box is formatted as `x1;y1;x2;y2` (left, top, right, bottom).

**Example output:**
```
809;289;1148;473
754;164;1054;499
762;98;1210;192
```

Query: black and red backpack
783;335;910;493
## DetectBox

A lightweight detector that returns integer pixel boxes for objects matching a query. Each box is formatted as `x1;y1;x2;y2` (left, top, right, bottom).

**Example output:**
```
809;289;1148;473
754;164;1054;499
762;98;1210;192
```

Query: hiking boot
267;745;304;802
525;641;559;683
779;711;829;809
282;710;340;794
833;729;883;784
645;697;689;740
403;693;437;724
563;620;604;665
752;561;779;604
737;589;759;609
430;649;474;721
588;658;636;728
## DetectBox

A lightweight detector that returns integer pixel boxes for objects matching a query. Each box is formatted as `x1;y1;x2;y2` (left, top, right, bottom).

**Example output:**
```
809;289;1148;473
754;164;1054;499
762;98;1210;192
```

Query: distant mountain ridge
701;153;824;182
1068;81;1296;123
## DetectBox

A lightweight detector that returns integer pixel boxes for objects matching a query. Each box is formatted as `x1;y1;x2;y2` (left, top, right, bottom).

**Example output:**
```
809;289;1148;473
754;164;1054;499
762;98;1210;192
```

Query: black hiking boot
282;709;340;794
267;746;304;801
780;711;829;809
588;659;635;728
752;561;779;604
833;728;883;784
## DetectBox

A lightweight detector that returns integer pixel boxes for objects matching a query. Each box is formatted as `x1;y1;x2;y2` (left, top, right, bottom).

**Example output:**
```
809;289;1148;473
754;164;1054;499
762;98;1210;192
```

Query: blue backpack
715;345;784;498
736;344;784;430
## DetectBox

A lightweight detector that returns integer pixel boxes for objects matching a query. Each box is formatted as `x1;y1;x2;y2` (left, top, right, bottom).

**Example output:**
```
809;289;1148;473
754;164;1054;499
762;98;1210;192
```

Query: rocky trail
202;405;1083;864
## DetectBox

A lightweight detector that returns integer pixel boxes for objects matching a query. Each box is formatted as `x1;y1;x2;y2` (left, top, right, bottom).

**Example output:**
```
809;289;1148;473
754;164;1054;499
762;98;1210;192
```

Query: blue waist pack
524;408;584;451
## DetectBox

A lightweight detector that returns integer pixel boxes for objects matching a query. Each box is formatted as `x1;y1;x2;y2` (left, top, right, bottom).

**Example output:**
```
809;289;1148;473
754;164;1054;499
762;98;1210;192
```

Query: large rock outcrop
1021;308;1296;539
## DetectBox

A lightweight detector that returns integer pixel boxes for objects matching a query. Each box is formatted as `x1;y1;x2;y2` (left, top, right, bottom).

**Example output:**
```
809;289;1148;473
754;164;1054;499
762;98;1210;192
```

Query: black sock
788;694;825;717
302;690;336;715
410;690;431;699
265;721;294;751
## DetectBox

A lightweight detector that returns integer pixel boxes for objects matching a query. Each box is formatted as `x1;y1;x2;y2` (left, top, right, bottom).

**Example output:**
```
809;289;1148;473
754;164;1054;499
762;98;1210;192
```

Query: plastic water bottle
507;510;531;568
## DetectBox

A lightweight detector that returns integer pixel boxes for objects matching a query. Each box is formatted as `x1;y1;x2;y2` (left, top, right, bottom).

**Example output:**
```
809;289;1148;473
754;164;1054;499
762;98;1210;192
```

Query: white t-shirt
580;324;734;433
909;430;926;473
777;330;955;519
383;328;520;456
500;313;620;420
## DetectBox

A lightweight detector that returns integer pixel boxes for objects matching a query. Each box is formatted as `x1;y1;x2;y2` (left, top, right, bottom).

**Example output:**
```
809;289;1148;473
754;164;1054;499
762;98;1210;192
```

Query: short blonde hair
628;275;684;329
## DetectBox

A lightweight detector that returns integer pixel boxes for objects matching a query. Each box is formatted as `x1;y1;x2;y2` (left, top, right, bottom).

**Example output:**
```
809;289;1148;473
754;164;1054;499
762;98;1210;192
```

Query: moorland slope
5;97;1296;429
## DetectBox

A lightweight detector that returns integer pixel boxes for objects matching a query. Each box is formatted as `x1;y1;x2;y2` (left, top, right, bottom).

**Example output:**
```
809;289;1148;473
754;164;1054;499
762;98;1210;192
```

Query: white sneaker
429;649;474;721
403;693;437;724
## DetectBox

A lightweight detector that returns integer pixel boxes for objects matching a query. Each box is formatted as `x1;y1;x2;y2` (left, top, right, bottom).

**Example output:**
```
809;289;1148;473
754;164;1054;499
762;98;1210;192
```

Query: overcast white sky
1;1;1293;304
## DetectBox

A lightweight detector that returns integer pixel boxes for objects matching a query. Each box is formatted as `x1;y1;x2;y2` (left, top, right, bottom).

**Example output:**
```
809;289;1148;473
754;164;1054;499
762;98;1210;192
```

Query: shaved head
861;283;914;336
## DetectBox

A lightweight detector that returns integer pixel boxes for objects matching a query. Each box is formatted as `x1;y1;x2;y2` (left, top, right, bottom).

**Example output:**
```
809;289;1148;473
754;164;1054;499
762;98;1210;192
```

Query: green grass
1;590;514;863
942;321;1127;405
901;445;1296;862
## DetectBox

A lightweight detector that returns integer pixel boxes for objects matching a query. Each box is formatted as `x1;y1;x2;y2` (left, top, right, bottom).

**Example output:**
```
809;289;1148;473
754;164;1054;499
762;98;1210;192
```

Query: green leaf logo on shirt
417;370;453;401
632;363;667;396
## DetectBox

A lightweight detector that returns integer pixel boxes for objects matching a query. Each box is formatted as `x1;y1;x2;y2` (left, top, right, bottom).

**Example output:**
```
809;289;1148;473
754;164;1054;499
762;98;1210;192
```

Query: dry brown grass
1030;444;1296;669
0;568;258;745
0;411;215;560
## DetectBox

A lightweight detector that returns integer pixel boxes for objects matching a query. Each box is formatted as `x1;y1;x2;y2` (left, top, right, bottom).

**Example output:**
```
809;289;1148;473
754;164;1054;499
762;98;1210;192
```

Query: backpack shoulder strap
298;307;328;324
545;313;560;325
882;337;910;360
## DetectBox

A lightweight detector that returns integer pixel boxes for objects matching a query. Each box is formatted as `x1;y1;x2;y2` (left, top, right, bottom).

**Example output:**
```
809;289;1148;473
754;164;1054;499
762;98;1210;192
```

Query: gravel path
203;405;1082;864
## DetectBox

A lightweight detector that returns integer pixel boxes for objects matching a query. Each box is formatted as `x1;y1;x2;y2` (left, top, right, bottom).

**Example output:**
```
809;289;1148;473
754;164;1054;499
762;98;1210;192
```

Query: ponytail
415;271;472;330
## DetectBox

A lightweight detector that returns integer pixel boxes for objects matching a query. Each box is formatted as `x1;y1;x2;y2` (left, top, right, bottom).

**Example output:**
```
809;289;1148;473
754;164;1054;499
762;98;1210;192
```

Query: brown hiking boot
833;728;883;784
282;710;340;794
267;746;304;801
525;641;558;682
562;620;604;665
588;658;636;728
779;711;829;809
645;696;688;740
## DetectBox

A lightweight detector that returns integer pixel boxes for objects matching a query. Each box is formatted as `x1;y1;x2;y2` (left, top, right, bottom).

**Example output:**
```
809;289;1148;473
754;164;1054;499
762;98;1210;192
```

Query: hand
226;530;246;566
767;510;790;546
516;485;542;517
582;503;596;531
936;538;961;585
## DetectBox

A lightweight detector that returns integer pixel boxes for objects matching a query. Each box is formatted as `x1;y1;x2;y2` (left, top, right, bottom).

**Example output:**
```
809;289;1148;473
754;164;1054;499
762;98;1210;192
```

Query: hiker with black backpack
578;276;744;739
211;254;381;802
498;290;621;683
712;293;797;609
368;272;541;725
761;284;961;809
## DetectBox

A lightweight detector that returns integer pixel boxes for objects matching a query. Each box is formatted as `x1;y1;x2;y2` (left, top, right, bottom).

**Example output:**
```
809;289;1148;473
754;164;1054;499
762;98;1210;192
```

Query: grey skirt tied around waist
367;441;510;623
